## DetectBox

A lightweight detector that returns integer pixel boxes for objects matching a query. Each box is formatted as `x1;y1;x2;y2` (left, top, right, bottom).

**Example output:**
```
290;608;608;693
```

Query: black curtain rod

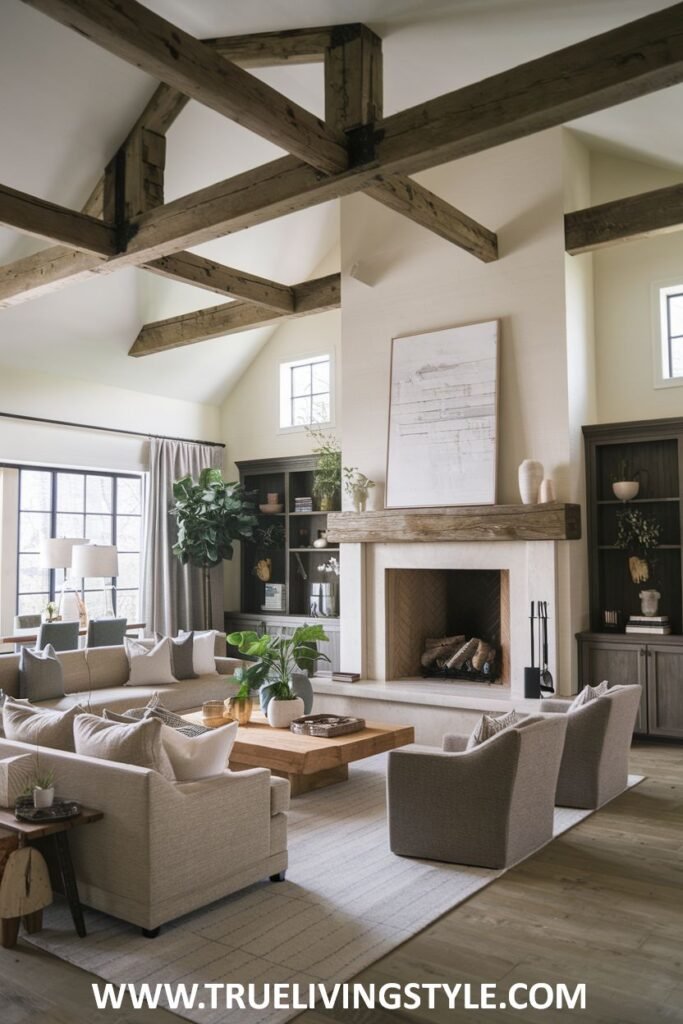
0;410;225;449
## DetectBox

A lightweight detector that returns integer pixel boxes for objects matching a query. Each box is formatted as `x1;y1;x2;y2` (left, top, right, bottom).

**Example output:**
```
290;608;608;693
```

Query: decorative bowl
259;503;284;514
612;481;639;502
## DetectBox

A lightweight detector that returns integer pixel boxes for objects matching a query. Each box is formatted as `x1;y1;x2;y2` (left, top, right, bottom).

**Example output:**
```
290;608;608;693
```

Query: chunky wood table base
183;709;414;796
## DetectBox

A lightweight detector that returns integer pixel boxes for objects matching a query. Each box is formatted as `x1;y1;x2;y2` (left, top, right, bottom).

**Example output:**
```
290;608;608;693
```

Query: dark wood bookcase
579;417;683;738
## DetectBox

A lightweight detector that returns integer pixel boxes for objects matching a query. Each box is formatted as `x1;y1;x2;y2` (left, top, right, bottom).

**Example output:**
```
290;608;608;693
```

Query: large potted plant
307;428;341;512
171;468;257;629
227;625;330;728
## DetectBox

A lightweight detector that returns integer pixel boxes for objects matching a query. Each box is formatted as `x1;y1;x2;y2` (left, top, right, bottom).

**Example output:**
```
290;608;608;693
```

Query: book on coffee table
332;671;361;683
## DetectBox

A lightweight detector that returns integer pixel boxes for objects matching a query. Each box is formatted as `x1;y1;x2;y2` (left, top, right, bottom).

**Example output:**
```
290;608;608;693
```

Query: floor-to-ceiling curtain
142;438;224;636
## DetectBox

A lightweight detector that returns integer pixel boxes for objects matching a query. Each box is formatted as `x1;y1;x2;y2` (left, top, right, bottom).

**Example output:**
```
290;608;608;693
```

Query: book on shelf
625;625;672;635
332;671;361;683
628;615;669;624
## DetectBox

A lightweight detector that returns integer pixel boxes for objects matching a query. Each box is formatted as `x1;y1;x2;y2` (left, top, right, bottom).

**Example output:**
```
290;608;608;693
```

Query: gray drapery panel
142;438;224;636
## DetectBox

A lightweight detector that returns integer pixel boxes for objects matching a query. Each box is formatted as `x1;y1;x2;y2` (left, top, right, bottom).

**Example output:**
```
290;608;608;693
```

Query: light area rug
25;756;644;1024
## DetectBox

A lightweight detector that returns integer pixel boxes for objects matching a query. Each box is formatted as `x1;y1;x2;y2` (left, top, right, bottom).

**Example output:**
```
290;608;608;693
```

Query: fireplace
385;569;510;684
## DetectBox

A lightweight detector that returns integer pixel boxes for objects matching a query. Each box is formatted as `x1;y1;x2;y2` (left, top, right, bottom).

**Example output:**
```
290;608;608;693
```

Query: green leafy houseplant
227;624;330;703
615;508;662;584
307;428;341;511
171;468;257;628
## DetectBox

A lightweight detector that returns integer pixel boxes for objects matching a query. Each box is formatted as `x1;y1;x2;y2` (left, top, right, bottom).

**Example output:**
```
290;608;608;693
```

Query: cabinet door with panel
647;644;683;739
579;638;647;733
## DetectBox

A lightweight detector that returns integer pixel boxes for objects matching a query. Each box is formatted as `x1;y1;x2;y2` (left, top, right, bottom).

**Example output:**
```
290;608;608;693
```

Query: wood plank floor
0;742;680;1024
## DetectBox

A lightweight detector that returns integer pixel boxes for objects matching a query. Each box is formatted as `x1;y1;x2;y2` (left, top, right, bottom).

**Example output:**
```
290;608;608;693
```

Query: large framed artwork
385;320;499;508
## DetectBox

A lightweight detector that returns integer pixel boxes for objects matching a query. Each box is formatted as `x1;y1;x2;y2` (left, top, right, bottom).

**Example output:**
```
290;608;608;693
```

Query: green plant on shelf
615;507;662;585
306;427;341;510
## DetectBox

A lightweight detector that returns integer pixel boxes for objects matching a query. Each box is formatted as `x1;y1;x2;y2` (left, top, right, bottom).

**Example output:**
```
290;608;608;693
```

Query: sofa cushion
466;709;523;749
19;644;65;701
3;697;84;751
84;645;131;690
568;680;609;712
185;630;219;676
74;713;174;779
124;637;175;686
160;720;237;781
155;631;197;681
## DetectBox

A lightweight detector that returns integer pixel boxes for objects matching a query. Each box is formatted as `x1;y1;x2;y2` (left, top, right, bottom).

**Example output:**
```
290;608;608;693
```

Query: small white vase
639;589;661;617
518;460;544;505
612;480;639;502
267;697;304;729
33;787;54;809
539;478;556;503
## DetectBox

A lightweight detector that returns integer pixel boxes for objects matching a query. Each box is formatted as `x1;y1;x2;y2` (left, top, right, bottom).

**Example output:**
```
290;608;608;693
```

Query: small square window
658;284;683;383
279;355;332;430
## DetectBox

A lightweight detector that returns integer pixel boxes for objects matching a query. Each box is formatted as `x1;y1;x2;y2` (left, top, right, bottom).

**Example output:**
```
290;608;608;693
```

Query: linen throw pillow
160;720;238;781
568;680;610;712
466;709;523;749
74;713;174;779
19;643;65;701
183;630;218;676
154;631;197;681
2;697;84;752
124;636;175;686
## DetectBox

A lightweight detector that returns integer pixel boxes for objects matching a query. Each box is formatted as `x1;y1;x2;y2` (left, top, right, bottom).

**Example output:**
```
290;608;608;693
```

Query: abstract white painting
386;321;499;508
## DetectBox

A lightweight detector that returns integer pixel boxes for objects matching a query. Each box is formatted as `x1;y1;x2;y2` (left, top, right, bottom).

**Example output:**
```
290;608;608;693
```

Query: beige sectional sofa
0;643;290;934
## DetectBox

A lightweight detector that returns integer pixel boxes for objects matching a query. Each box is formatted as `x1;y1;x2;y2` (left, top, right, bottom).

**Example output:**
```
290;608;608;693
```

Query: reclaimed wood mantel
326;503;582;544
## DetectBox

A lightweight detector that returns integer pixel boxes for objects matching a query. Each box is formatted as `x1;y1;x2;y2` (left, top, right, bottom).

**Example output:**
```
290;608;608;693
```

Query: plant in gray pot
227;625;329;728
171;468;257;629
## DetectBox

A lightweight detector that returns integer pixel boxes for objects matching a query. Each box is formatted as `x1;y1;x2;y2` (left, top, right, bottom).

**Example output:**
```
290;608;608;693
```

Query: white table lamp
39;537;89;622
72;544;119;618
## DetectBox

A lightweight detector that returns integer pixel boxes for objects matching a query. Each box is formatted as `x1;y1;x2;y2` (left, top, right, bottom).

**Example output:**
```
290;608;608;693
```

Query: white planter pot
639;589;661;617
33;787;54;809
267;697;304;729
612;480;639;502
518;460;544;505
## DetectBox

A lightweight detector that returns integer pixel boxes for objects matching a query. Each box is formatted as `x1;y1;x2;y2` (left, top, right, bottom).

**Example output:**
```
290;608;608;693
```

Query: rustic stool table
0;806;103;948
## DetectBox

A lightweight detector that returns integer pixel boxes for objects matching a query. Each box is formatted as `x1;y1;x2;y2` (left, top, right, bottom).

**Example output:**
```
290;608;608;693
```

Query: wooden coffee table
182;710;414;796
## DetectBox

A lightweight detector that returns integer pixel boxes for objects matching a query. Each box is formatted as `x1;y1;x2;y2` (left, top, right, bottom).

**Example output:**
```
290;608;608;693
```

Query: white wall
591;152;683;424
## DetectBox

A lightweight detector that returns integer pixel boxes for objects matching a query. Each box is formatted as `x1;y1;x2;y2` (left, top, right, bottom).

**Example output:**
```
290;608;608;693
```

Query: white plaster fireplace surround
341;539;558;703
323;505;582;723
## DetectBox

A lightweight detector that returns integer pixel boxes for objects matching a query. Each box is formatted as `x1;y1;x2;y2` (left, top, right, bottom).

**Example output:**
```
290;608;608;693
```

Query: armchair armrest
540;698;572;714
442;733;469;752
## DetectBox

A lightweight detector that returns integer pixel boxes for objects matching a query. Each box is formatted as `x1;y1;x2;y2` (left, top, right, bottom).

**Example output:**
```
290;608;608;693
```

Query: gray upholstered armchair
387;714;568;869
540;684;641;809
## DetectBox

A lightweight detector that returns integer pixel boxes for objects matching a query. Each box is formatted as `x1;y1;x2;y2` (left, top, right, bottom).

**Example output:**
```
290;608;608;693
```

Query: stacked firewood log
421;634;496;673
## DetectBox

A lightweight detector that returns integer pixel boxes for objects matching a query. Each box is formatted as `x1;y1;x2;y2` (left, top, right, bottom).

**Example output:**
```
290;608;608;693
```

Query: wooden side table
0;806;103;947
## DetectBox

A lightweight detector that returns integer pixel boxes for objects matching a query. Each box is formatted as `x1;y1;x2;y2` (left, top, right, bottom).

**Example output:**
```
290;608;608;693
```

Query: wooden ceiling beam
0;183;117;255
3;4;683;303
208;26;335;67
144;252;295;312
129;273;340;356
565;183;683;254
22;0;349;174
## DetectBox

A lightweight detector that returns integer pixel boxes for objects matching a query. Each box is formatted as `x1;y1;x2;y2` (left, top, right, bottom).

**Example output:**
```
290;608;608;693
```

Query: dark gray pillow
19;644;65;701
155;631;197;680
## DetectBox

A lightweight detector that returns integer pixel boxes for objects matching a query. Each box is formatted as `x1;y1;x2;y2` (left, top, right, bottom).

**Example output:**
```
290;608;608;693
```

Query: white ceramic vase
267;696;304;729
612;480;639;502
539;478;556;503
639;589;661;617
518;460;544;505
33;786;54;809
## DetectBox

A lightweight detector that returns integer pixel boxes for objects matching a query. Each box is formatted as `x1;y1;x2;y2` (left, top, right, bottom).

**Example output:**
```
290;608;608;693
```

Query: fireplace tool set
524;601;555;698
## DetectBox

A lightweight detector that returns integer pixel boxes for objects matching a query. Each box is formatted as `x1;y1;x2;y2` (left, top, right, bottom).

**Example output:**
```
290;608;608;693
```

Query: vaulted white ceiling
0;0;681;405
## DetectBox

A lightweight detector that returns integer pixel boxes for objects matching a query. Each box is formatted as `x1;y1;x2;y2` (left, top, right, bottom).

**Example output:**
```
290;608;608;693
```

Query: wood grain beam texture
0;184;117;255
21;0;348;174
324;24;497;261
144;252;295;312
565;183;683;254
129;273;340;356
3;3;683;305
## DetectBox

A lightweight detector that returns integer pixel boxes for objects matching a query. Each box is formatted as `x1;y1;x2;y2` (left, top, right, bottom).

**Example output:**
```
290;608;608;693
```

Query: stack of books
625;615;671;635
294;497;313;513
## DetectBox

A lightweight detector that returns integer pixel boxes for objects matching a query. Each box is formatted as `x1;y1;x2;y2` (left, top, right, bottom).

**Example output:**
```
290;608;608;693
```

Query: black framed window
16;467;143;619
289;356;330;426
665;289;683;379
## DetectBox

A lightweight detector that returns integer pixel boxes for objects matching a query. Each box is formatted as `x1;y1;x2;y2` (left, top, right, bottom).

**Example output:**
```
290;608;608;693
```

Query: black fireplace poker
524;601;541;699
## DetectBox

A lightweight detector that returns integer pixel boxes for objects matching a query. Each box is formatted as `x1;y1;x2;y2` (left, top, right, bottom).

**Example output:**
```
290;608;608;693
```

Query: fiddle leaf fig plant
171;468;257;627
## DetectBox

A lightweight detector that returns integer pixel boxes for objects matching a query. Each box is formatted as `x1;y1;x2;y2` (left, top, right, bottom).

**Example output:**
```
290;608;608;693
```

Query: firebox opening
385;568;510;685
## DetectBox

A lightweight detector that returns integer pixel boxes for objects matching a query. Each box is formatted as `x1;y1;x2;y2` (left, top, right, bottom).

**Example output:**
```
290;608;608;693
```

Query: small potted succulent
29;769;55;809
227;625;330;728
612;459;640;502
224;660;269;726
